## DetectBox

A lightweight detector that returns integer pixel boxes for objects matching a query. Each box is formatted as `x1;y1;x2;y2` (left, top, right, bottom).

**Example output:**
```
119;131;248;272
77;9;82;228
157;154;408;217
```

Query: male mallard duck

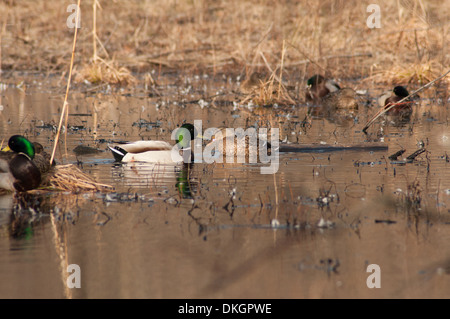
321;88;359;110
306;74;341;101
0;135;41;192
109;123;201;164
377;86;412;114
363;86;414;132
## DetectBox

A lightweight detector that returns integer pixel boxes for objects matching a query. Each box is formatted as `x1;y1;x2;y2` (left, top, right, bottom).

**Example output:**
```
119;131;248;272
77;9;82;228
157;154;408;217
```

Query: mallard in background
109;123;201;164
362;86;415;132
306;74;341;101
321;88;359;110
240;72;268;94
0;135;41;192
377;86;412;114
32;142;55;175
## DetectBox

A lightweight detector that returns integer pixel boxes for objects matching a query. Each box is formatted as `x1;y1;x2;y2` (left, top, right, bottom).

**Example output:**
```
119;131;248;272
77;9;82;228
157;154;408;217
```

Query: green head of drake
379;86;411;107
0;135;41;191
6;135;36;159
175;123;199;149
393;86;409;98
306;74;341;101
307;74;325;87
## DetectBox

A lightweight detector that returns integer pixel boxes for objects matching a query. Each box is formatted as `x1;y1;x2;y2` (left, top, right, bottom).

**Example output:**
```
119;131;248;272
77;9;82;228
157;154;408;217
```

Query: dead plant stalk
50;0;81;164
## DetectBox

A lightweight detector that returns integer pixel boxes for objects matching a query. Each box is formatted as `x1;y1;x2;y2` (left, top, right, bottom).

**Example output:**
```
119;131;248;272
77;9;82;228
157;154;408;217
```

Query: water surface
0;74;449;298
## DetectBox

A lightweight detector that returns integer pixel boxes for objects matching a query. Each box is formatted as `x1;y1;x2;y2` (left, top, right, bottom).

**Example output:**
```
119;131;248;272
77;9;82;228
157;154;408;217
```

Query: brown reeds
239;42;296;107
240;73;296;107
74;0;136;85
74;57;136;85
50;0;81;164
40;164;113;192
0;1;447;84
46;0;113;193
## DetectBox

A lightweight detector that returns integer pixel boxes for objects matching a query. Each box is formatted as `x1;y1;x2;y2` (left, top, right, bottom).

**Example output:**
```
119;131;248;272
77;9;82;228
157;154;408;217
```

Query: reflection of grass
395;179;422;216
405;179;422;212
1;0;447;86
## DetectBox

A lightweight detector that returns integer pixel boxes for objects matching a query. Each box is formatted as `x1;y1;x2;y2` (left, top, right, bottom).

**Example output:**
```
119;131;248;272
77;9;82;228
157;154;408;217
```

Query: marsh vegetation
0;0;449;299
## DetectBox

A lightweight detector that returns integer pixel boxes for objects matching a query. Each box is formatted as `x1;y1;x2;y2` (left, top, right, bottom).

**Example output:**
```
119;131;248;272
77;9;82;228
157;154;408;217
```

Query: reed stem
50;0;81;164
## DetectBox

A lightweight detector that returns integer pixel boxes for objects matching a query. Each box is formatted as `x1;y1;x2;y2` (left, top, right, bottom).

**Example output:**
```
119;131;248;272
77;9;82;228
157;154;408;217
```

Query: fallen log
278;142;388;153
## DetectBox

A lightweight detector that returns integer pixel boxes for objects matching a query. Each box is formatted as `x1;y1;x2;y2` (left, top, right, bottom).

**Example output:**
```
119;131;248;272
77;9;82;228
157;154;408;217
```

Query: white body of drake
109;140;187;164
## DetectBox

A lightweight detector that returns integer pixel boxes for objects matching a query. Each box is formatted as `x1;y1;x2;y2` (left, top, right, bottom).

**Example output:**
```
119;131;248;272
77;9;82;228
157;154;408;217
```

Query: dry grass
375;60;443;84
240;73;296;106
0;0;447;87
74;58;136;85
40;164;113;192
0;164;113;195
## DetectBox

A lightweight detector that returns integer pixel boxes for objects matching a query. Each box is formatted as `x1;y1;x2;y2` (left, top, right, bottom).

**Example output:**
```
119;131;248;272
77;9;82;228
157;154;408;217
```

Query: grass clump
74;58;136;86
40;164;113;193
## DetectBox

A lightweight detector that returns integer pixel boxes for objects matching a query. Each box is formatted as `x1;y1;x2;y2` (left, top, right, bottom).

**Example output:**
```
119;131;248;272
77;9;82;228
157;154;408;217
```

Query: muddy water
0;74;449;299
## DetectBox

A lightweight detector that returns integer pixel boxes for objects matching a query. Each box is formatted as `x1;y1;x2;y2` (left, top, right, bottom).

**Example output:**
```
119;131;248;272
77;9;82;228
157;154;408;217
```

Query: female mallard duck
377;86;412;114
306;74;341;101
240;72;268;94
204;127;274;162
0;135;41;192
321;88;359;110
109;123;201;164
32;142;55;174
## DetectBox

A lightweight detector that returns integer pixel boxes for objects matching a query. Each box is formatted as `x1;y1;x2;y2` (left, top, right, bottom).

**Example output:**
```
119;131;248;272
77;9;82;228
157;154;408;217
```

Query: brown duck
306;74;341;101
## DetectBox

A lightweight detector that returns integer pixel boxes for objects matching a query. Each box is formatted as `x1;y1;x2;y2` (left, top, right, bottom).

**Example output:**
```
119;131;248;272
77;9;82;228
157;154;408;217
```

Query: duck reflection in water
0;193;52;240
176;163;199;199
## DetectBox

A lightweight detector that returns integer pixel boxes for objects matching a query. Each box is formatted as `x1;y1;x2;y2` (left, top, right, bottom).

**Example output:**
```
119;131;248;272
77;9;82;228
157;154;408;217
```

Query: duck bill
1;145;11;152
